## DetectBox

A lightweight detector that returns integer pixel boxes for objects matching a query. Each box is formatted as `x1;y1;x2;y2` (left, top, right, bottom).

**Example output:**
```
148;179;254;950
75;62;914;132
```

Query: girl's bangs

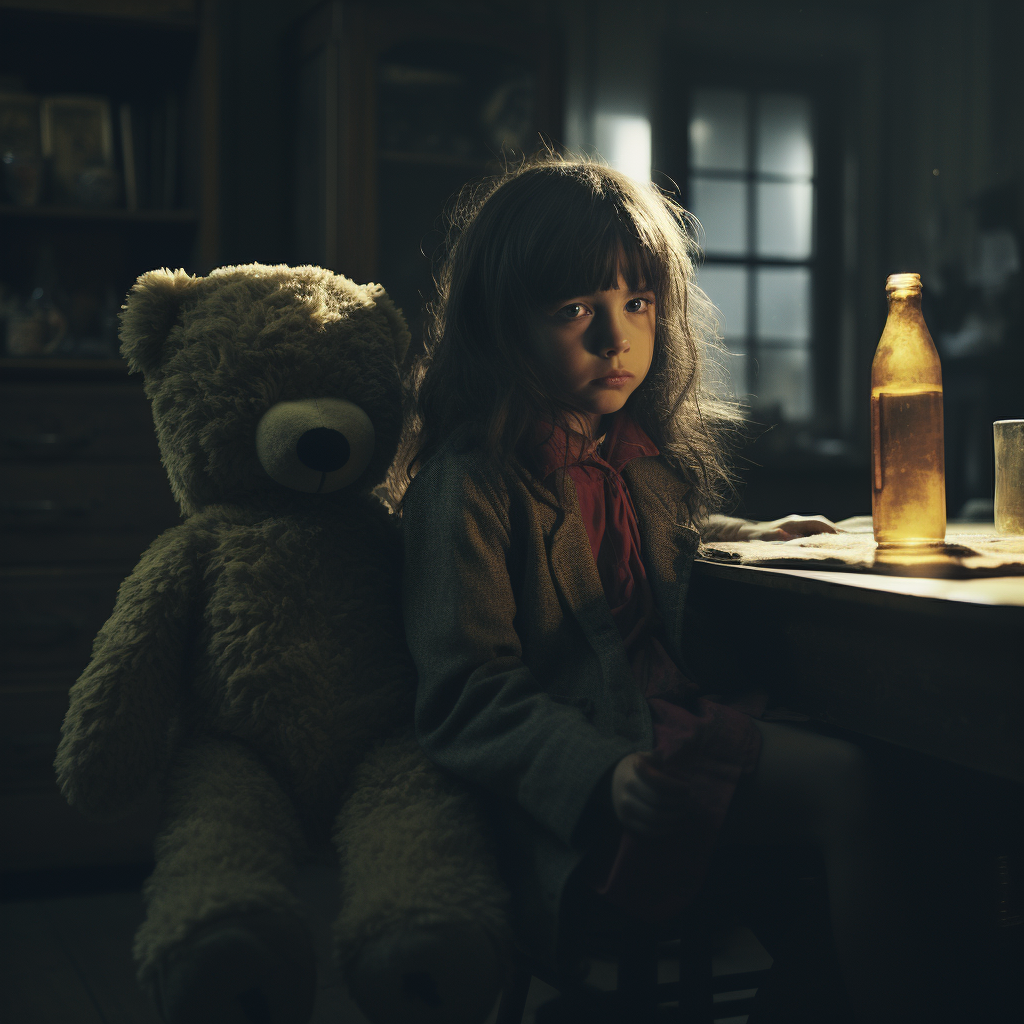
521;189;660;305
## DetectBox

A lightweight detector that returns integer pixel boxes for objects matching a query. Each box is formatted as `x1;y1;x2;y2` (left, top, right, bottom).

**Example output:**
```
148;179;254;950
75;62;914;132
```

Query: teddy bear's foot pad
346;921;504;1024
155;910;316;1024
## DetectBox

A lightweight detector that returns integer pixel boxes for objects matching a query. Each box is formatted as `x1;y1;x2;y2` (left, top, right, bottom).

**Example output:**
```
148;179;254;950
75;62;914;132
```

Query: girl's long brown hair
387;154;742;523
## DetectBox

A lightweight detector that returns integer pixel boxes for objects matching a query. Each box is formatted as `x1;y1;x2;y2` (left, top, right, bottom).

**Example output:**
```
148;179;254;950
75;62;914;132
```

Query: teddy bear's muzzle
255;397;375;493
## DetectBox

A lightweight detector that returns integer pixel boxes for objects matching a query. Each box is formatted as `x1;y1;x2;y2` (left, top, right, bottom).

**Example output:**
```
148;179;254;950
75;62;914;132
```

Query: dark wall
212;0;548;267
212;0;318;267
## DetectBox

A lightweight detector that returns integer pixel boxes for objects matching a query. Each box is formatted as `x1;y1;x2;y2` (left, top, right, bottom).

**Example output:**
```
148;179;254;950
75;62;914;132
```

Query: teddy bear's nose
296;427;350;472
256;397;375;493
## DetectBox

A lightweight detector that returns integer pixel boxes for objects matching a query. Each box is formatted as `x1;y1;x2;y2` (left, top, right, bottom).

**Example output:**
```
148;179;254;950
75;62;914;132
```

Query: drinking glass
994;420;1024;535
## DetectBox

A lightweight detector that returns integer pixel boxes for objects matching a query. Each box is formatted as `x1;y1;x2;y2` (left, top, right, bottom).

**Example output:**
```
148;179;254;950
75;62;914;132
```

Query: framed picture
40;95;115;204
1;93;43;205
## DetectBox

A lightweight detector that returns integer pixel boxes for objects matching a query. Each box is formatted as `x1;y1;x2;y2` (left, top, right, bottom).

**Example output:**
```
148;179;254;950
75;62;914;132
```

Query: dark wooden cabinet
0;380;179;870
0;0;216;870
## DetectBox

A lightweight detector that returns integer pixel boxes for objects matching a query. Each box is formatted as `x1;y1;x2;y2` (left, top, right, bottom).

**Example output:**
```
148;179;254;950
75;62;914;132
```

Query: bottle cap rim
886;272;922;292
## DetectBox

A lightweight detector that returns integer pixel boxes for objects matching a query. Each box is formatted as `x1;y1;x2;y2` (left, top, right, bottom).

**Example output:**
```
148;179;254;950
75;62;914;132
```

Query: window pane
705;344;747;399
689;177;747;255
755;266;811;343
725;350;748;399
695;264;748;341
701;340;747;399
756;181;813;259
595;112;651;182
689;89;747;171
752;347;812;420
756;93;813;177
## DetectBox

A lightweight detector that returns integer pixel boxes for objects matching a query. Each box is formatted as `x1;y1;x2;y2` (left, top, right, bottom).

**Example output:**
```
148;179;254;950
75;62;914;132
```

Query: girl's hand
611;752;689;837
736;514;838;542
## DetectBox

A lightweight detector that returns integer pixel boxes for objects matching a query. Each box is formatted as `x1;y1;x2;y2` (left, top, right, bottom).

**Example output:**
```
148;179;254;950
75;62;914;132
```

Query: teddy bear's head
119;263;410;515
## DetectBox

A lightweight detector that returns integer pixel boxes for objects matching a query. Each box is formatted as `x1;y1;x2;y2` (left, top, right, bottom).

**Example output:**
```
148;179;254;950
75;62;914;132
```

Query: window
595;112;652;183
686;87;817;421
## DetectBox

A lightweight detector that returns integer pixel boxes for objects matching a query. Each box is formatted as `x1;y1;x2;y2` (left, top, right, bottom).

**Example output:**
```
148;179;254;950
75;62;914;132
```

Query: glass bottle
871;273;946;547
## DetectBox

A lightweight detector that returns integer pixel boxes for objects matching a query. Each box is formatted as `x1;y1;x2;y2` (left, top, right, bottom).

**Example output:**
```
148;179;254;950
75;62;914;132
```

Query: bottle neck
886;291;924;320
874;286;941;390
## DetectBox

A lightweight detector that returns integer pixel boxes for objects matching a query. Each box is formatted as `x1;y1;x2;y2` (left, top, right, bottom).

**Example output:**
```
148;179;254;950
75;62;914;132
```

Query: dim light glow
689;117;710;152
595;113;652;183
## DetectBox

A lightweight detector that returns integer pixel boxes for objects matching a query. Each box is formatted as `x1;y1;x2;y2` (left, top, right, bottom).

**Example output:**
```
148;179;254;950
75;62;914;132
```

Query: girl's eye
626;297;653;313
555;303;588;321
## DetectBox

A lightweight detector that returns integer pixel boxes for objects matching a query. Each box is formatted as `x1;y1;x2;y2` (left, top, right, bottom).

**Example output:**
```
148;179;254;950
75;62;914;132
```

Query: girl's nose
591;311;631;356
602;334;630;358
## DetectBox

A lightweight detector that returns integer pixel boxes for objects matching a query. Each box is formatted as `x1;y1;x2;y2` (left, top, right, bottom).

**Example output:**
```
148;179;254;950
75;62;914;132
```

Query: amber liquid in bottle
871;274;946;547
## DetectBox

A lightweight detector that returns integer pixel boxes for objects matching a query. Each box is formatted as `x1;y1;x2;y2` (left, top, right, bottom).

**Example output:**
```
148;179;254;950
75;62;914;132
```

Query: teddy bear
54;264;510;1024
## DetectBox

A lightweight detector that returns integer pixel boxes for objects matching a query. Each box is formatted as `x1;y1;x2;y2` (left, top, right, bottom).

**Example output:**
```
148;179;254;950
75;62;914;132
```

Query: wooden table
681;546;1024;1021
681;555;1024;784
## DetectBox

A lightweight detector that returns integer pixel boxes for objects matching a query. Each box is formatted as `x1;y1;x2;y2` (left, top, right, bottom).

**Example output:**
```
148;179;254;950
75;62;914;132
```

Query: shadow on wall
924;180;1023;515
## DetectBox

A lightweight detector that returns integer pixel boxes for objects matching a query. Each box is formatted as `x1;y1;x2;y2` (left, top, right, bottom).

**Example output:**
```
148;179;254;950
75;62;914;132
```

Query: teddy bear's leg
334;729;510;1024
134;736;316;1024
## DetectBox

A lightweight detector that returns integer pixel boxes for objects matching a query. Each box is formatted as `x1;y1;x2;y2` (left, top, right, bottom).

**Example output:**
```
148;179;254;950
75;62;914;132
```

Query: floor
0;862;773;1024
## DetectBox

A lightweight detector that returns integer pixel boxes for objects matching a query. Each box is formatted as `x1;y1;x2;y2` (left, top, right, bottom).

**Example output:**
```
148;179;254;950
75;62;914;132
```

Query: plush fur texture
121;263;410;516
54;264;508;1022
334;730;509;959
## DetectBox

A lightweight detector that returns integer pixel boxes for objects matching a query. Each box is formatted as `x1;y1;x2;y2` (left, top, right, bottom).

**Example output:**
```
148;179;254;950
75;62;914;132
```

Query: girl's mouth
593;371;634;388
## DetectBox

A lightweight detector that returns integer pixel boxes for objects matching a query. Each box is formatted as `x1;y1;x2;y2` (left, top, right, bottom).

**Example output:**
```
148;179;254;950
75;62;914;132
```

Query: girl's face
532;271;656;436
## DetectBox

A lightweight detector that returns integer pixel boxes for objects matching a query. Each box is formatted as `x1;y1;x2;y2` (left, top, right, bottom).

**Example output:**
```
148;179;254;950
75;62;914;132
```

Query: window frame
655;55;844;430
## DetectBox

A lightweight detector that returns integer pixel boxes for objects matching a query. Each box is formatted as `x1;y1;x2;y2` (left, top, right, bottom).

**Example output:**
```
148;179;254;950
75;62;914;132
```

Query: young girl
395;157;915;1023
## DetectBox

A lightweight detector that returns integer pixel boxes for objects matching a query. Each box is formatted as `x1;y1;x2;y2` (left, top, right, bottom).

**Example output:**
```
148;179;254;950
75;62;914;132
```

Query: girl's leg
720;720;918;1024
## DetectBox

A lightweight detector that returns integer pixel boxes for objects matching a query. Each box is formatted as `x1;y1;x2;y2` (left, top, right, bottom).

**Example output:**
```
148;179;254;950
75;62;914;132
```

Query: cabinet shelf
0;1;197;29
377;150;496;171
0;204;199;225
0;358;129;381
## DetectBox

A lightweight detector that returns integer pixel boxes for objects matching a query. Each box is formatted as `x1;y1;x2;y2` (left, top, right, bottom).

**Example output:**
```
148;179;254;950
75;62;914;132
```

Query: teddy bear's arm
54;524;200;820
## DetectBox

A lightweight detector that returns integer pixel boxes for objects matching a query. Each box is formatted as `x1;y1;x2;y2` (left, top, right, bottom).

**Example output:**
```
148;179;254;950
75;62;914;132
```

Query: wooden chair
494;889;769;1024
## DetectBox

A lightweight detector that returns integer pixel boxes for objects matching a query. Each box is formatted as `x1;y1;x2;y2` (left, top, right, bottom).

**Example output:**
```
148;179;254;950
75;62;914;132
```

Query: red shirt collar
533;413;659;479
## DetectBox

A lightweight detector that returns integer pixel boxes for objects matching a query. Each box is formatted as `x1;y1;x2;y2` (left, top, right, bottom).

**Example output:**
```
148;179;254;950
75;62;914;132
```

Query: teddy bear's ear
368;284;411;365
119;268;202;375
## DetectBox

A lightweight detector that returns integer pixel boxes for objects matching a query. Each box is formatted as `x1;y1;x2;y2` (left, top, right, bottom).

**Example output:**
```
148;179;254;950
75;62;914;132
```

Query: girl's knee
811;735;875;842
822;736;871;793
761;723;873;835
